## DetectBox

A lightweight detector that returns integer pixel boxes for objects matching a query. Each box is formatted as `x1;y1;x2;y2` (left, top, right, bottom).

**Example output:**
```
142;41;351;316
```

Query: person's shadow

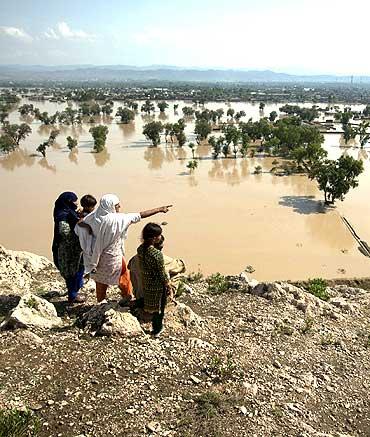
279;195;326;215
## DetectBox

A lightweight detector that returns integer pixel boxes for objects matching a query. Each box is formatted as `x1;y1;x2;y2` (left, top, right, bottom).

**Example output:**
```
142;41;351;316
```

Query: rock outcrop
78;302;144;337
0;293;63;330
0;245;63;294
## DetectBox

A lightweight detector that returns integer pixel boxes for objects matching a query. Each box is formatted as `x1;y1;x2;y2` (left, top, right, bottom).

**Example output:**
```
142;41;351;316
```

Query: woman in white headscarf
82;193;172;302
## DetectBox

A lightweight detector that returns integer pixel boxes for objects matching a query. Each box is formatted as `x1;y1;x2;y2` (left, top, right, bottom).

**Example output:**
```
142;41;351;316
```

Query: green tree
226;108;235;119
116;107;135;124
101;103;114;116
36;140;49;157
182;106;195;117
187;159;198;172
143;121;163;146
18;103;35;116
309;155;363;204
3;123;32;145
216;108;224;122
48;129;60;146
175;131;186;147
66;136;78;150
141;100;155;114
259;102;265;111
194;119;212;143
89;125;109;152
234;110;246;122
188;142;196;159
240;133;250;157
343;124;356;144
157;101;169;113
269;111;278;122
357;121;370;148
0;134;17;153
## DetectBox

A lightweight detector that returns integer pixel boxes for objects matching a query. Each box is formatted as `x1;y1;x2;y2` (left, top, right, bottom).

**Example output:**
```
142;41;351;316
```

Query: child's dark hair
80;194;97;209
142;223;162;247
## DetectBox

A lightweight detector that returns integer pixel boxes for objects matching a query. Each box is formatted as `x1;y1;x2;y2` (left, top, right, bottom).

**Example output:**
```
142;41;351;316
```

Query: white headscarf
83;193;120;236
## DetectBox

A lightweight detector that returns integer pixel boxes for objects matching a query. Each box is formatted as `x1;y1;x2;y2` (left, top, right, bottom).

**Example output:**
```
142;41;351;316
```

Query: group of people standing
52;191;177;336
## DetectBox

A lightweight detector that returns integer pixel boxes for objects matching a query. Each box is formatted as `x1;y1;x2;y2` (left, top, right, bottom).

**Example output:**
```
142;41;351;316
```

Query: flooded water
1;99;370;280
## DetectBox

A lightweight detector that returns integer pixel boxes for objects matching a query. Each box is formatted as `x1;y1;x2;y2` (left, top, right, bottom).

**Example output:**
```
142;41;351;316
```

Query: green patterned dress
57;221;83;279
137;244;169;313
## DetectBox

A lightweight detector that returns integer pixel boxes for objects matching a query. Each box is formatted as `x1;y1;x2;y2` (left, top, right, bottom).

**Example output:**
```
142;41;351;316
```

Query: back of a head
142;223;162;247
80;194;97;209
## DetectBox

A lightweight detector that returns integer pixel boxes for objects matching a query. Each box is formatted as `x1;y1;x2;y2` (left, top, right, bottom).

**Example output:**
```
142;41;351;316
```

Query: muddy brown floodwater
1;99;370;280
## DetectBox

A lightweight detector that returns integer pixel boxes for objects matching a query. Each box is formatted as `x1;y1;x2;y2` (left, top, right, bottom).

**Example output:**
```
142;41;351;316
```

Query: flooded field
1;99;370;280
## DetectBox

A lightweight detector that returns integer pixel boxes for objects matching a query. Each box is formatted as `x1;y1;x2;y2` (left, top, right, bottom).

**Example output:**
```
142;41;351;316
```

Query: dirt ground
0;277;369;437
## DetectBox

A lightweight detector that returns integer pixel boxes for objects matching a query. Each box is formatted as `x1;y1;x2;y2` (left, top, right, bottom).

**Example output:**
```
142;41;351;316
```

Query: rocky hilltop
0;245;369;437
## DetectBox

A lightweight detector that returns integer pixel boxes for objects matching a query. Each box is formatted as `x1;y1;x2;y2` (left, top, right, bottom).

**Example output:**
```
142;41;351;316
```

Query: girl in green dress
137;223;170;336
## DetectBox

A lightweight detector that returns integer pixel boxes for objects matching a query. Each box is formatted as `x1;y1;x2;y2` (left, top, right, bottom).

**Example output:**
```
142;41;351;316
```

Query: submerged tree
187;159;198;172
2;123;32;146
89;125;109;153
188;142;196;159
357;121;370;148
309;155;363;204
141;100;155;114
143;121;163;146
194;119;212;143
36;140;49;157
66;136;78;151
0;134;17;153
116;107;135;124
157;101;169;113
269;111;278;122
48;129;60;146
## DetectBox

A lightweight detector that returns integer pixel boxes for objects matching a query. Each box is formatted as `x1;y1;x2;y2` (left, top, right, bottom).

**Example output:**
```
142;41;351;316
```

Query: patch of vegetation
0;409;41;437
274;322;294;336
320;334;341;347
271;406;284;418
204;352;240;382
206;273;230;294
184;271;203;283
300;317;315;334
26;297;38;310
244;265;255;274
307;278;329;301
195;391;223;419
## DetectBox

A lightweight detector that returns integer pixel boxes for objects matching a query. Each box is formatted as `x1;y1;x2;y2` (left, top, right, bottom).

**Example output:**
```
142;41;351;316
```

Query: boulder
0;245;62;294
79;302;144;337
165;302;203;331
0;293;63;330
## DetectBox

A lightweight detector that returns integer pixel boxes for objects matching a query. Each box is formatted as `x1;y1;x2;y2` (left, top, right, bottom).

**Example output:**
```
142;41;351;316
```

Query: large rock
165;302;203;331
0;245;63;294
79;302;144;337
0;293;63;330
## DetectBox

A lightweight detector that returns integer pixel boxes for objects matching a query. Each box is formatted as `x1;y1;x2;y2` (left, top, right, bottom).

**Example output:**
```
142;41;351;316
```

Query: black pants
152;289;167;334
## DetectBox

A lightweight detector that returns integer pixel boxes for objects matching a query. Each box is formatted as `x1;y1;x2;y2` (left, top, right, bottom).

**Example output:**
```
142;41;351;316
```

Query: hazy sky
0;0;369;75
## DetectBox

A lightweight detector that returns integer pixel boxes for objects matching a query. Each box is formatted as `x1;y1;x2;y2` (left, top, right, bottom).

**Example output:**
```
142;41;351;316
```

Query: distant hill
0;64;367;84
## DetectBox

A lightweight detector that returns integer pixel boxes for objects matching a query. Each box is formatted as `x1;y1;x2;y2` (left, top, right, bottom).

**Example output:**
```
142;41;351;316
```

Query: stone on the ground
79;302;144;336
0;293;62;330
165;302;202;330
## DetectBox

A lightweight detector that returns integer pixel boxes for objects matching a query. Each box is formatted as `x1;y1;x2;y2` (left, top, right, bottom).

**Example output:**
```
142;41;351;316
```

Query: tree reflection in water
68;149;78;165
208;159;250;186
118;122;135;141
38;157;56;173
0;148;36;171
93;148;110;167
144;147;165;170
